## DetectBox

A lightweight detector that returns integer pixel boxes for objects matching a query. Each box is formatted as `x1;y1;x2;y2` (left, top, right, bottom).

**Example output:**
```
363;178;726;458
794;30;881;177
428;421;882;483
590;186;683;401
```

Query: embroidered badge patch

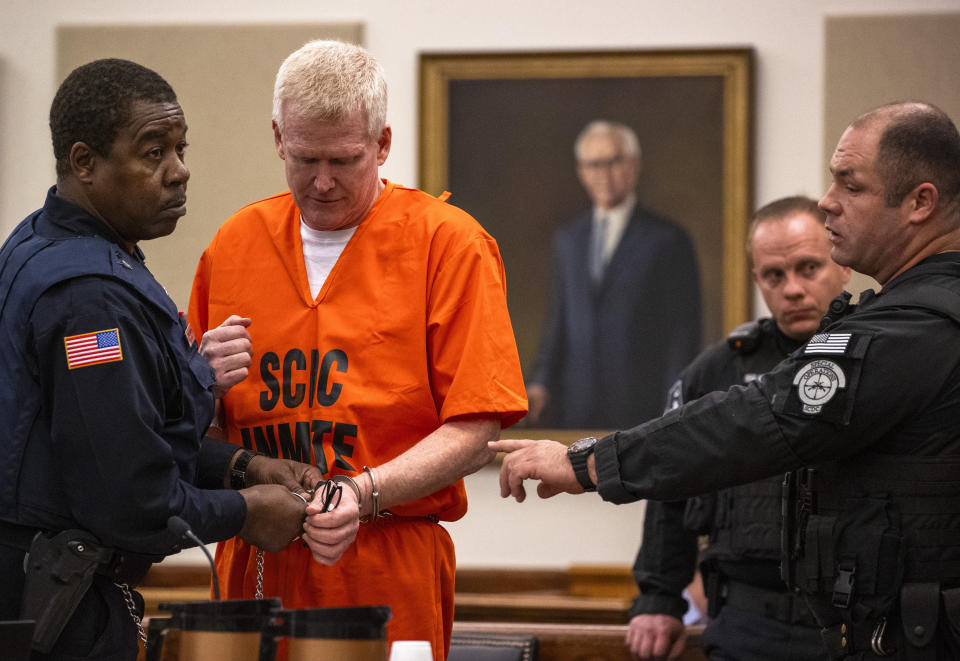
64;328;123;369
792;359;845;414
804;332;852;355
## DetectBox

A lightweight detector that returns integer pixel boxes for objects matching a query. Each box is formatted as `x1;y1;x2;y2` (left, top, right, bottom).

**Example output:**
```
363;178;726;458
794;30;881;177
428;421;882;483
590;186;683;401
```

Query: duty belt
819;617;896;660
0;518;39;551
722;579;820;627
0;519;152;585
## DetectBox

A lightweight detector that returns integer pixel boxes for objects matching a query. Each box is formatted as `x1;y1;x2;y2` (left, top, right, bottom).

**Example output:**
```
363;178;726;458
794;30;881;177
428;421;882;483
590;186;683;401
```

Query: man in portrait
526;120;702;429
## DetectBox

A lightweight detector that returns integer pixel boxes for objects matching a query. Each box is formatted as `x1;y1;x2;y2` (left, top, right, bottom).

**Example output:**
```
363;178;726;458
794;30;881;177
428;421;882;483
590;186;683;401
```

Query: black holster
683;492;717;535
700;559;725;619
20;529;113;653
781;468;817;592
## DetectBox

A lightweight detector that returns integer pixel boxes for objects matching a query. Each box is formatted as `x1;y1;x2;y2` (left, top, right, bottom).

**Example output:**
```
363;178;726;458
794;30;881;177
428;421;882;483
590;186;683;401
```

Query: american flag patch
804;332;852;355
64;328;123;369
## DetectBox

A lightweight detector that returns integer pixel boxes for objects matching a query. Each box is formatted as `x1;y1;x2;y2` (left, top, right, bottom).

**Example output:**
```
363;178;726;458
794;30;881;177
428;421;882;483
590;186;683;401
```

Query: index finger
488;439;539;453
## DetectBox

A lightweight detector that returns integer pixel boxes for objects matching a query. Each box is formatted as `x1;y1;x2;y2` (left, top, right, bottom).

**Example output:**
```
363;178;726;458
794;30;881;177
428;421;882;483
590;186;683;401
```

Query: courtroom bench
453;565;636;625
453;621;707;661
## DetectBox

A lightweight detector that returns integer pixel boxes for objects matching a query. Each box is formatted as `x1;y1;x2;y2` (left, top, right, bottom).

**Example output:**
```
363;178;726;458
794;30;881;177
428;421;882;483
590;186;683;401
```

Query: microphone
168;515;221;601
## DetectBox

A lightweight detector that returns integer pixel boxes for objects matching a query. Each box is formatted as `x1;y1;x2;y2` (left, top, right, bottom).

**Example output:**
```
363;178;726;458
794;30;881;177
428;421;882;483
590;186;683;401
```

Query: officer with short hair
0;59;355;661
627;196;849;661
494;101;960;660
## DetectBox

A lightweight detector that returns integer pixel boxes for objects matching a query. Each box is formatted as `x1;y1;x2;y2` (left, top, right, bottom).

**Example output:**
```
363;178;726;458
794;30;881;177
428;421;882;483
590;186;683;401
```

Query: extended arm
360;414;498;517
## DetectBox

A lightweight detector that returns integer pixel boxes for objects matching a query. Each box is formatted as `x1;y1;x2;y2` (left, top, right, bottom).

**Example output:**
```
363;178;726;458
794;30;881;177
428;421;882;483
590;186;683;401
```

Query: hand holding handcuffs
255;479;343;598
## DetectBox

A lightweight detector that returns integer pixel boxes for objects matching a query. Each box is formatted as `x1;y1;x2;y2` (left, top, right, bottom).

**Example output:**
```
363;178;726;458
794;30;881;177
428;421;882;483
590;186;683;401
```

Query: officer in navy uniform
627;196;849;661
0;59;358;661
494;101;960;660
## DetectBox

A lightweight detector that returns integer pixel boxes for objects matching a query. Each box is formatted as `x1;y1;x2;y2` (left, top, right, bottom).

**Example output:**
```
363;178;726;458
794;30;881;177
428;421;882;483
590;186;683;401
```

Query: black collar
41;186;146;263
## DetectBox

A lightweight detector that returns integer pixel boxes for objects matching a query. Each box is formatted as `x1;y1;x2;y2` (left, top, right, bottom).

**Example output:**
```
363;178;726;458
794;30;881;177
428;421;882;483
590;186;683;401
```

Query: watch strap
230;450;259;490
568;439;598;492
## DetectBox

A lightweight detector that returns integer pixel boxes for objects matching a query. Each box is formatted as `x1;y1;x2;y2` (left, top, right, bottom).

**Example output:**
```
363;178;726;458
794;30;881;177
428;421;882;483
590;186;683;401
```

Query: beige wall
3;1;959;569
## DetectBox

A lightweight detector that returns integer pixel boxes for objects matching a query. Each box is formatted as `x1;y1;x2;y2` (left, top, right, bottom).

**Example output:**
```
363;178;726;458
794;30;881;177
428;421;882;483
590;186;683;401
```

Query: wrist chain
255;549;264;599
116;582;147;645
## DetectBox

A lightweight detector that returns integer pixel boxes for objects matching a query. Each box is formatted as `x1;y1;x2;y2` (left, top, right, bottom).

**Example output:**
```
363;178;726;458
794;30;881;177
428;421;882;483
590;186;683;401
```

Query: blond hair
273;39;387;139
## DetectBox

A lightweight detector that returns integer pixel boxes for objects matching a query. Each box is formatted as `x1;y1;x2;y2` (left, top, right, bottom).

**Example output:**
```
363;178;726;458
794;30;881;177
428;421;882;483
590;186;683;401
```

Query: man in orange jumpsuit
188;39;527;659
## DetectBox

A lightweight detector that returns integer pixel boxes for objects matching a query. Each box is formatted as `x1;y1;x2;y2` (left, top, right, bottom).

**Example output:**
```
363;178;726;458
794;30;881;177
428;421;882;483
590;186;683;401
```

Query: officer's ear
904;182;939;226
69;142;98;183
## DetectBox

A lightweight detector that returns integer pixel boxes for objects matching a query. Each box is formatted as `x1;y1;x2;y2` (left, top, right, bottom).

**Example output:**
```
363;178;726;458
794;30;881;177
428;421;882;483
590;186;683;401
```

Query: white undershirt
300;216;357;299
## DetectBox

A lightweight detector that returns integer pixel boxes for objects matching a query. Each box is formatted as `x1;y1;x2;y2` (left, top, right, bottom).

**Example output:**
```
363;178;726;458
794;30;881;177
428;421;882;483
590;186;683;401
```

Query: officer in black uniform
0;59;357;661
628;197;850;661
494;101;960;660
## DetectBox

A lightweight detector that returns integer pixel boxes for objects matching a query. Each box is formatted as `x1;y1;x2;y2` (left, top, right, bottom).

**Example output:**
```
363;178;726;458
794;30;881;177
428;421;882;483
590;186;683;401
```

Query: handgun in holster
20;529;114;653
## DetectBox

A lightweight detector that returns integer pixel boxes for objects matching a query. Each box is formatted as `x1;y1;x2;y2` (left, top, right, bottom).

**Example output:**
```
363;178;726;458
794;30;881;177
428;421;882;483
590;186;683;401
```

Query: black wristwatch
229;450;258;490
567;436;598;492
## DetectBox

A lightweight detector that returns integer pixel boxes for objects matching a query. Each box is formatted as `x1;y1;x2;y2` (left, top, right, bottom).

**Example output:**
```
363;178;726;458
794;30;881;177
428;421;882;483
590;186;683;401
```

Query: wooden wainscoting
139;564;708;660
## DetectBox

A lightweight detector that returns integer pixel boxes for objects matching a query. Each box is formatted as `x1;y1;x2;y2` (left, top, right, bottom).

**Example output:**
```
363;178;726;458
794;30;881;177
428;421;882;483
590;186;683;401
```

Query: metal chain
115;582;148;645
255;549;265;599
254;488;310;601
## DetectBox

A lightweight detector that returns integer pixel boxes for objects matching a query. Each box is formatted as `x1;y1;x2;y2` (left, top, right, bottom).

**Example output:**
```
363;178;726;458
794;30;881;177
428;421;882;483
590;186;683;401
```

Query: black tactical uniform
632;318;828;660
597;253;960;660
0;189;246;660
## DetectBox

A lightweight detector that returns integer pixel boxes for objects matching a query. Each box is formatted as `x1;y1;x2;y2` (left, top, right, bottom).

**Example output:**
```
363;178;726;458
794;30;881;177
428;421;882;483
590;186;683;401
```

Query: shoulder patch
804;332;852;355
64;328;123;369
792;359;845;414
773;332;872;425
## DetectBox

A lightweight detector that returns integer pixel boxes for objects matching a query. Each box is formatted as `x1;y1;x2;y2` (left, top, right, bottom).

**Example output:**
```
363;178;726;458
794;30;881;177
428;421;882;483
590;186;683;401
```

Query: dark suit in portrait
528;204;701;428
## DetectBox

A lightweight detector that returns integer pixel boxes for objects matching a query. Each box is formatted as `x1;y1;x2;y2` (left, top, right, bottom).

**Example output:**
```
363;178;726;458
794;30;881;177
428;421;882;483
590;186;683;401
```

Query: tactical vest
0;210;212;520
683;320;785;563
783;279;960;659
684;477;784;563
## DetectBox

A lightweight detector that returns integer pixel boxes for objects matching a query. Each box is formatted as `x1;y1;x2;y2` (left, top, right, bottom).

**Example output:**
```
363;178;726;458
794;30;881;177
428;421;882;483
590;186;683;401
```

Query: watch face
570;436;598;453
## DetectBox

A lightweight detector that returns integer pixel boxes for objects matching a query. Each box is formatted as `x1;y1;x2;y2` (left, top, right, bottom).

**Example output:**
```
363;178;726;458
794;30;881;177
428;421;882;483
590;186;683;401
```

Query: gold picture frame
419;49;753;440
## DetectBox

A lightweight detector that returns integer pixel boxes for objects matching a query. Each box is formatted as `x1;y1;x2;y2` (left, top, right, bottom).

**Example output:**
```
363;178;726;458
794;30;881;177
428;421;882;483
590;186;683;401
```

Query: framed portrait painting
419;49;753;436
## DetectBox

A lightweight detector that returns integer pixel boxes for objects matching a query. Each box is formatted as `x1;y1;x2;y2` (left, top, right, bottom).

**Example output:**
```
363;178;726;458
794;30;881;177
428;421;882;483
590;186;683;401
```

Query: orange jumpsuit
188;181;527;658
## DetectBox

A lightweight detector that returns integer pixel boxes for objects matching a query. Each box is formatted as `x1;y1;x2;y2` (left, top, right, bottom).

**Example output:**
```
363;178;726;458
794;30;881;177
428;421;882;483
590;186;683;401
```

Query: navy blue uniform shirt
0;188;245;556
